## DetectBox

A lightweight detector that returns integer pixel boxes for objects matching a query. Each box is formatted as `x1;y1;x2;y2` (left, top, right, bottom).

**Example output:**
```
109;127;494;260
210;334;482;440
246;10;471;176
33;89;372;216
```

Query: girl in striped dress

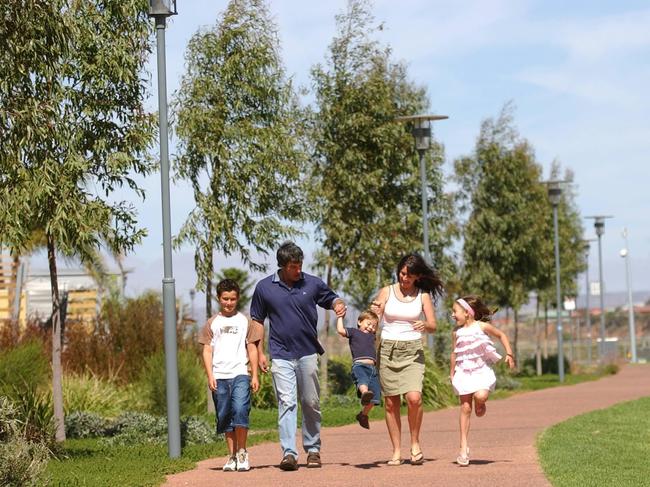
450;295;515;466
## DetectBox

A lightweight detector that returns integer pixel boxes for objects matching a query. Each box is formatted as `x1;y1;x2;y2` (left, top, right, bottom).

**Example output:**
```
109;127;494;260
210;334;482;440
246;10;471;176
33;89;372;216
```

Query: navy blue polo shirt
250;271;339;360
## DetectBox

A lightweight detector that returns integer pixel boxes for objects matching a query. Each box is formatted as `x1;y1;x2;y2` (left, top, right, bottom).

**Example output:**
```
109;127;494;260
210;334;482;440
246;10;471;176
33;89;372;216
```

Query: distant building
0;251;123;329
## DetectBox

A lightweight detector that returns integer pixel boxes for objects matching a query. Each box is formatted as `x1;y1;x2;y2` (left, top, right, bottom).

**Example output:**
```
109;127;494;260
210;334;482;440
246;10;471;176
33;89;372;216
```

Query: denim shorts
211;374;251;433
351;363;381;405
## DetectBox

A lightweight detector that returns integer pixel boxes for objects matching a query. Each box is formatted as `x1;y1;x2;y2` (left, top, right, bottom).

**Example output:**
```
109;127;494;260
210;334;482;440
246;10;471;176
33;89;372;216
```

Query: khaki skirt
378;339;425;396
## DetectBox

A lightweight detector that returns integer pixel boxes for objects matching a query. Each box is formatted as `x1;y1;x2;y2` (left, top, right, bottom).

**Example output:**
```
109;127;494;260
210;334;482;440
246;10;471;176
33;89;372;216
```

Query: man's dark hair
216;278;240;297
277;241;303;267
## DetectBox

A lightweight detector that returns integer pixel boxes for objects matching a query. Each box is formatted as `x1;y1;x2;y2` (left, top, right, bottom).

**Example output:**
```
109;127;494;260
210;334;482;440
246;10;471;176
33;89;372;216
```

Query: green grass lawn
537;396;650;487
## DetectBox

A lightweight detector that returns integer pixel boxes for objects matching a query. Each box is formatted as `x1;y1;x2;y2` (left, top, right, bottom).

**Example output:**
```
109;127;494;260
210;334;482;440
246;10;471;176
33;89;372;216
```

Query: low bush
251;368;276;409
0;341;50;397
0;396;51;487
65;411;109;439
136;349;206;416
327;355;354;396
421;352;456;409
522;354;571;375
63;372;131;416
100;411;214;446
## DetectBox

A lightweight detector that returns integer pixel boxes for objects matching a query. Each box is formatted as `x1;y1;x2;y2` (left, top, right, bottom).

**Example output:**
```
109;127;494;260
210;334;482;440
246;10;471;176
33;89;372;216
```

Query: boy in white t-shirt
200;279;262;472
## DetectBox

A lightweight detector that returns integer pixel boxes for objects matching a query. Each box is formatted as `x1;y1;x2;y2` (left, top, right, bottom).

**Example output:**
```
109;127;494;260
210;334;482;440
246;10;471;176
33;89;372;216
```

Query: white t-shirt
199;311;254;379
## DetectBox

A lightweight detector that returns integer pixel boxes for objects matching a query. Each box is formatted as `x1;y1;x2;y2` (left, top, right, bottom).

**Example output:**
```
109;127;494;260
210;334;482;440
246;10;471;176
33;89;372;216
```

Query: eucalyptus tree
309;0;455;393
454;104;547;357
310;0;455;306
0;0;155;440
173;0;307;316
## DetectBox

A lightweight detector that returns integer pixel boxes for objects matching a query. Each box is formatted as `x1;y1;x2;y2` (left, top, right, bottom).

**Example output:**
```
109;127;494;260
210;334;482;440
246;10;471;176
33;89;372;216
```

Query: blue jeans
351;362;381;405
211;374;251;433
271;354;320;458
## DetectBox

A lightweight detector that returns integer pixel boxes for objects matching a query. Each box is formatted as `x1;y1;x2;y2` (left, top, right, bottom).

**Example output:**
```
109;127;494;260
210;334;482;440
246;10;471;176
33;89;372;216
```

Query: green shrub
136;349;206;416
63;372;131;416
65;411;109;439
251;369;276;409
599;362;619;375
327;355;354;396
103;411;167;446
0;396;51;487
522;354;570;375
0;341;49;397
103;411;214;446
5;384;56;448
421;352;456;409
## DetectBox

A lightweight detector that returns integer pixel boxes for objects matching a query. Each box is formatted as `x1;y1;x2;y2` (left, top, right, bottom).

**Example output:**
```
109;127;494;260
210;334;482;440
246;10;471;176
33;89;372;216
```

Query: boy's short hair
357;309;379;325
216;278;240;297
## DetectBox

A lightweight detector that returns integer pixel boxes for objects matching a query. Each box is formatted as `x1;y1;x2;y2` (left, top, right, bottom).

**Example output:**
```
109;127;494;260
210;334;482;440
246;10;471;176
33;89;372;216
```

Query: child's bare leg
358;384;369;394
235;426;248;451
474;390;489;417
459;394;473;456
361;403;374;415
225;431;236;456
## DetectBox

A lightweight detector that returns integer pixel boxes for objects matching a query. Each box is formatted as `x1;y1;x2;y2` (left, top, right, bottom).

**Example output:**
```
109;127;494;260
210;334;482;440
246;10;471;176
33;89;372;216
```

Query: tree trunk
205;250;213;318
543;302;549;359
47;233;66;442
535;296;542;375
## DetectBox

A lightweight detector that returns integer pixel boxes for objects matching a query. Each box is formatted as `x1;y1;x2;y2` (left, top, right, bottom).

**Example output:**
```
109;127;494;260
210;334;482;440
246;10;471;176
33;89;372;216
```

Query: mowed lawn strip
537;396;650;487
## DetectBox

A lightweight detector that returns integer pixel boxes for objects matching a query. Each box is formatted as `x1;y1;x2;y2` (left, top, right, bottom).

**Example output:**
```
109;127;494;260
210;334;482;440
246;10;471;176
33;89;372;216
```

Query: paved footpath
165;364;650;487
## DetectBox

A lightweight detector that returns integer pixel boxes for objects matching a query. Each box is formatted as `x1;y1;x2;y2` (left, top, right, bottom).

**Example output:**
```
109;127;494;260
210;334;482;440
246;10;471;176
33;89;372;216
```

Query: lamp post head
149;0;177;17
620;248;628;258
543;180;565;207
585;215;613;238
395;114;448;153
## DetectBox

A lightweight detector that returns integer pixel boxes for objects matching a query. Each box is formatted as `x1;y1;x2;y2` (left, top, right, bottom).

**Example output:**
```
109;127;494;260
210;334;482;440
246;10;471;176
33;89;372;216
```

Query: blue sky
114;0;649;309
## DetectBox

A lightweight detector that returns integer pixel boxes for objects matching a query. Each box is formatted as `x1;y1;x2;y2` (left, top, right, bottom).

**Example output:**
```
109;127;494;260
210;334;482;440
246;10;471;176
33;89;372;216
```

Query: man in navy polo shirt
250;241;346;471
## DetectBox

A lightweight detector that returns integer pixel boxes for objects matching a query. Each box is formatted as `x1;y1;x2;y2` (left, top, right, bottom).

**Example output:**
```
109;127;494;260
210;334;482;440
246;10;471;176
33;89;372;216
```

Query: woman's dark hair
216;278;240;297
396;253;444;301
277;241;303;267
461;295;493;322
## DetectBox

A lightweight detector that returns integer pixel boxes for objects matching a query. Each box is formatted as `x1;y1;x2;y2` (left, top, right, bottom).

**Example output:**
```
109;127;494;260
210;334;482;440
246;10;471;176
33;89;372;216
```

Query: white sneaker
223;455;237;471
236;450;250;471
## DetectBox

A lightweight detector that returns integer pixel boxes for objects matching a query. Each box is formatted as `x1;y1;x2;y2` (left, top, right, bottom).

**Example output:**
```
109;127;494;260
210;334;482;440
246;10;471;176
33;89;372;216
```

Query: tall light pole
620;228;637;363
586;215;613;359
547;181;565;382
396;114;448;264
582;239;596;366
396;114;448;352
149;0;181;459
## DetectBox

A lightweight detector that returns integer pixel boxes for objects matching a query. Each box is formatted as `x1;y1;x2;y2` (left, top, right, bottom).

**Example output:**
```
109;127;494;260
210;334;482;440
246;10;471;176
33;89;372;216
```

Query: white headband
456;298;475;317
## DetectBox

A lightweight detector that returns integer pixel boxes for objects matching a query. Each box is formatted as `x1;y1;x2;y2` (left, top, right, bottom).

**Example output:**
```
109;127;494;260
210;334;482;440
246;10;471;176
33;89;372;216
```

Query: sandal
387;458;403;466
456;447;470;466
410;450;424;465
360;390;374;405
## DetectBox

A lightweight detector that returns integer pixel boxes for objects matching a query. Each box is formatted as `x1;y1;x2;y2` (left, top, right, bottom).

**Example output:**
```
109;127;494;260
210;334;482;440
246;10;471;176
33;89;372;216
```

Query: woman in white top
371;253;443;466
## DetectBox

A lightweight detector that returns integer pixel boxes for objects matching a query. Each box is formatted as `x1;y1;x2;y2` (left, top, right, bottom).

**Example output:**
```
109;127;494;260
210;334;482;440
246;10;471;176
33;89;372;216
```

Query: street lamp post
586;215;613;359
395;114;448;264
149;0;181;459
620;228;637;363
582;239;596;366
547;181;565;382
396;114;448;353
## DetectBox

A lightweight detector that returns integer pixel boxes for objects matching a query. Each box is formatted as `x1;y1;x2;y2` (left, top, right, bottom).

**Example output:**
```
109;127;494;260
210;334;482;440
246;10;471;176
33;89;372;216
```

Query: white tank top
381;284;423;341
